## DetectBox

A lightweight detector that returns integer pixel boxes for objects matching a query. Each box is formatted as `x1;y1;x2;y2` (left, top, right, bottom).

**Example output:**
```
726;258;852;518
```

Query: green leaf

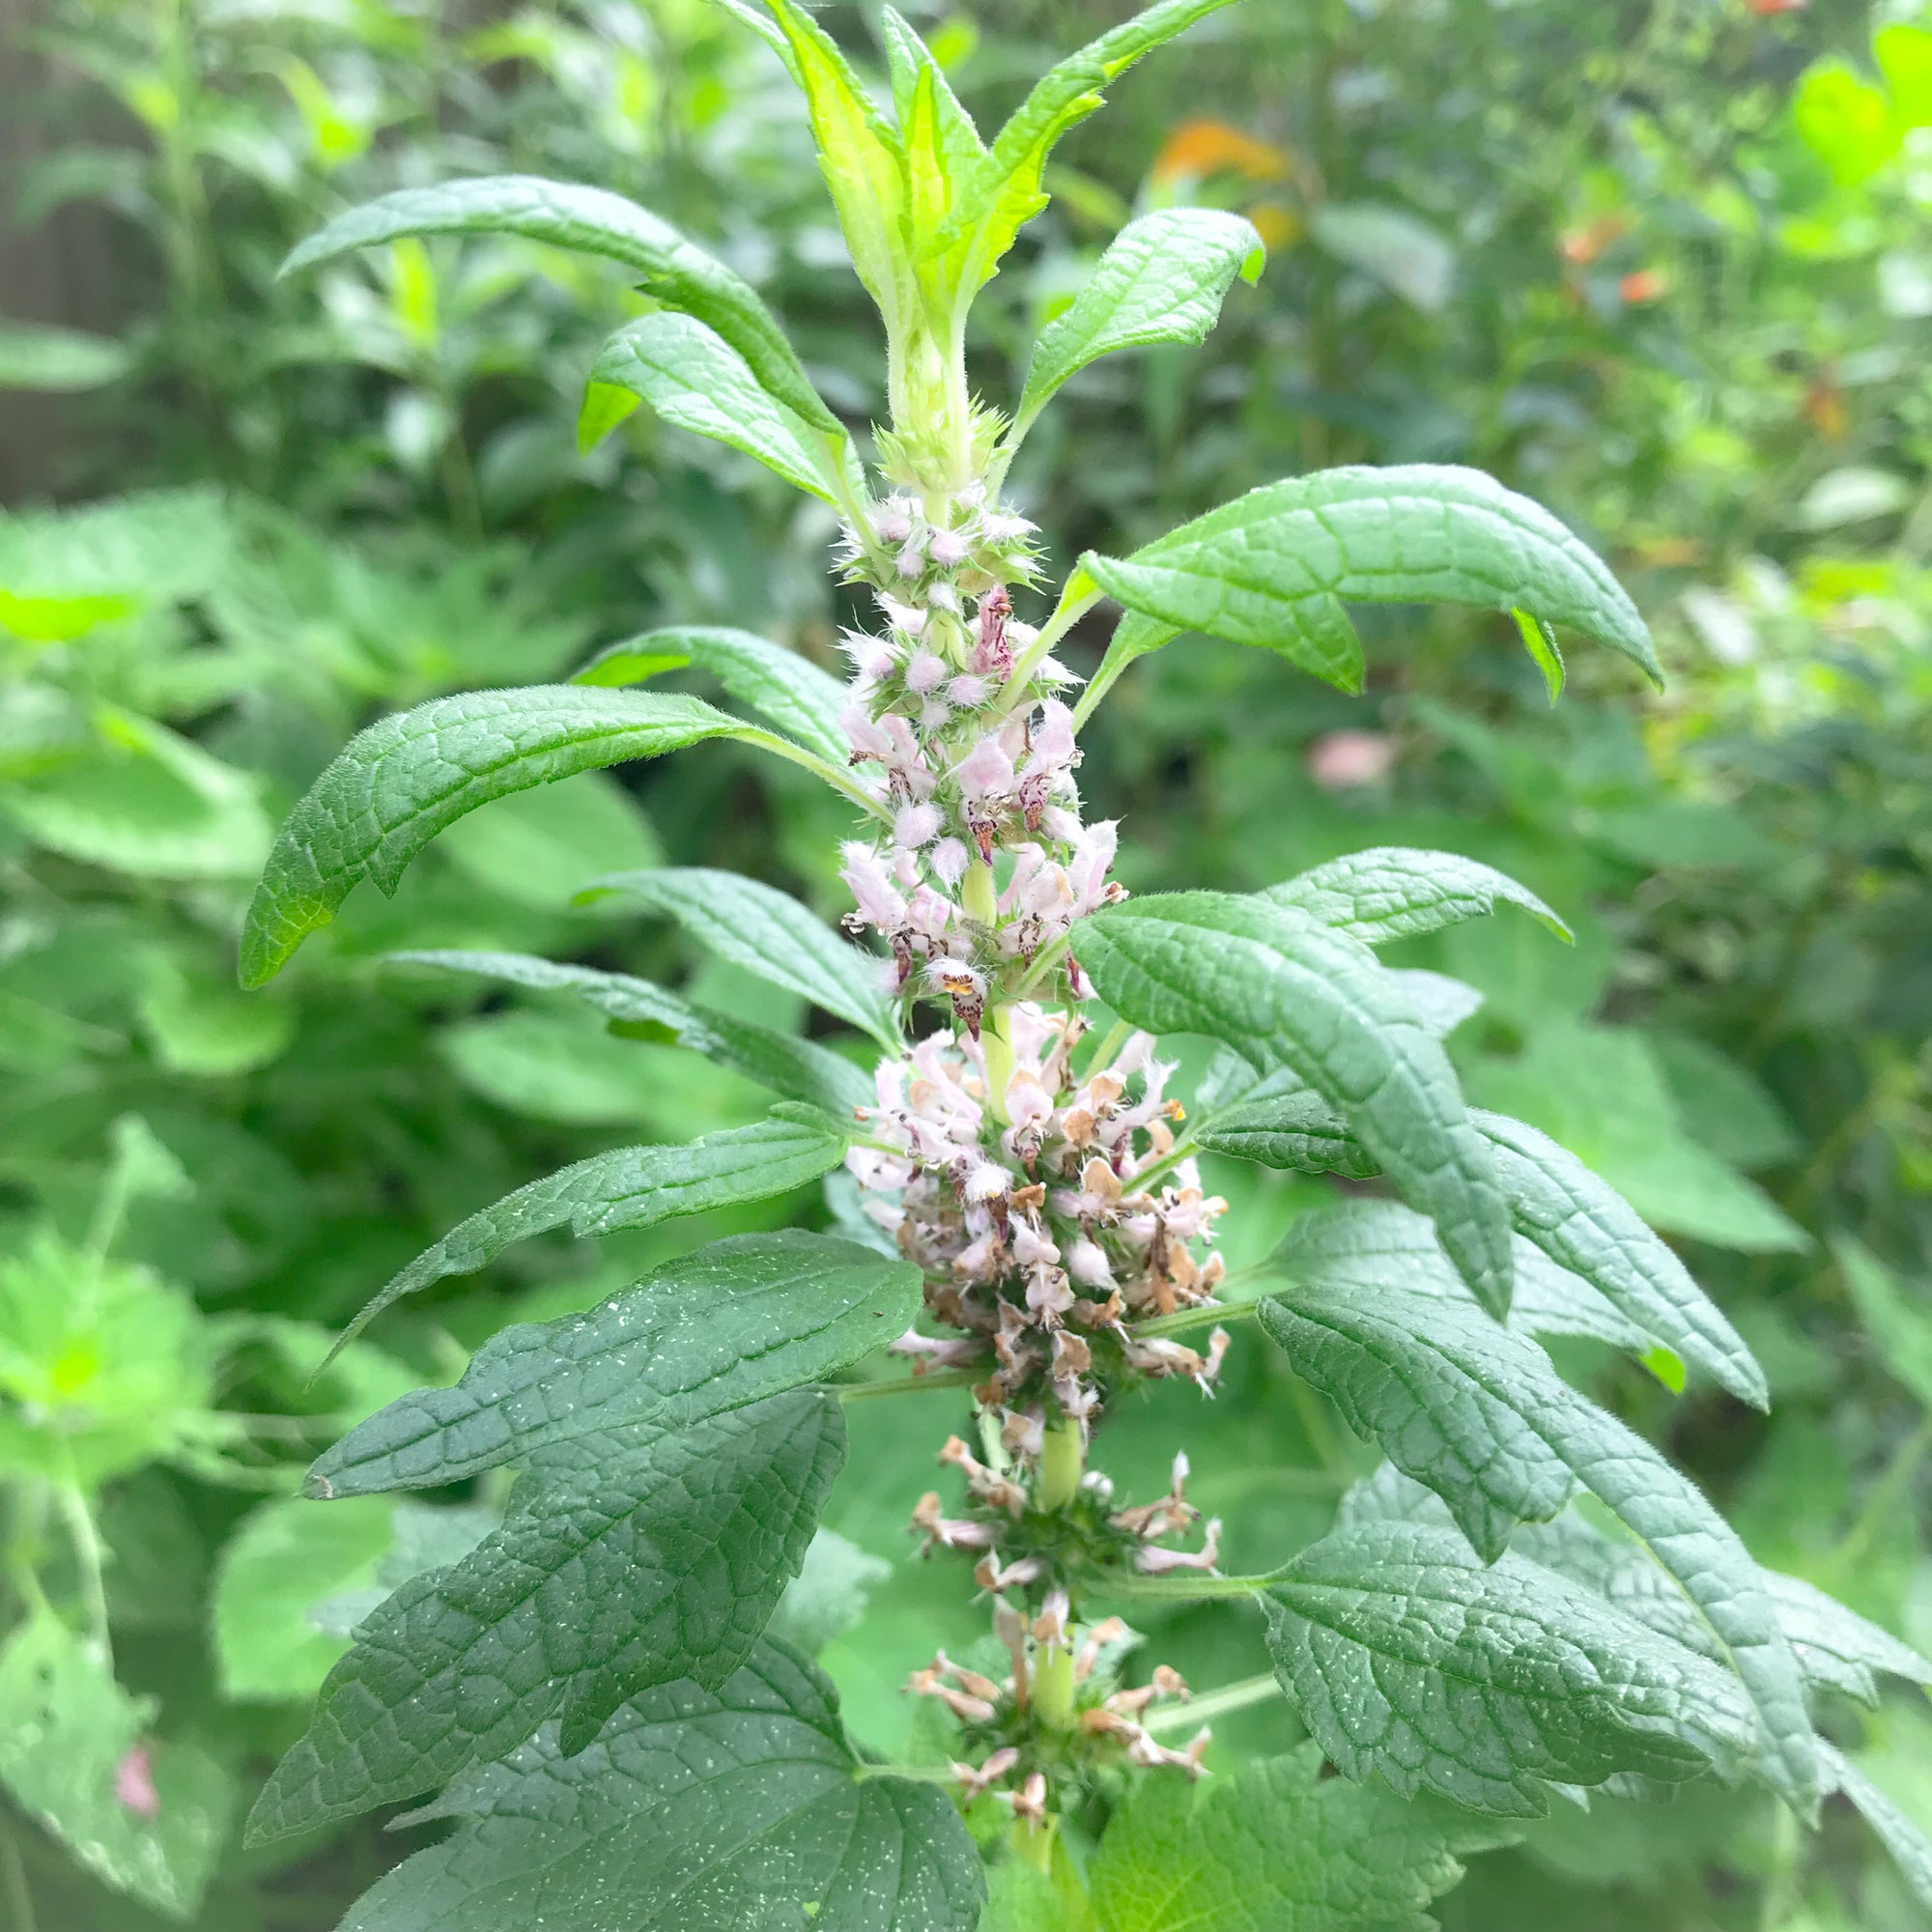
213;1495;396;1701
1262;1521;1755;1816
882;9;986;326
239;686;860;987
389;949;873;1117
1015;208;1264;432
1264;845;1570;946
0;1613;237;1920
248;1389;844;1841
305;1231;920;1499
0;487;229;626
332;1640;985;1932
935;0;1245;303
1255;1279;1822;1815
582;313;848;502
573;623;849;765
581;867;896;1047
1823;1744;1932;1910
282;175;839;433
0;320;131;391
332;1114;847;1356
1089;1742;1508;1932
1835;1236;1932;1411
1080;465;1662;696
1078;892;1514;1315
763;0;917;343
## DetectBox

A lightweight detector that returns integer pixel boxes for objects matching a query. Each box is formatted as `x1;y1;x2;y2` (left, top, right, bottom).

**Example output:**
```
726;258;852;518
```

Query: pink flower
895;802;943;849
116;1747;159;1822
930;838;970;888
840;841;906;929
904;650;948;694
1306;728;1395;790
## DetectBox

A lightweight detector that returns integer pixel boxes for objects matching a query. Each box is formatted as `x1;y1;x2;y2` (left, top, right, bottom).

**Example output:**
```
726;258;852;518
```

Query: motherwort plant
236;4;1932;1925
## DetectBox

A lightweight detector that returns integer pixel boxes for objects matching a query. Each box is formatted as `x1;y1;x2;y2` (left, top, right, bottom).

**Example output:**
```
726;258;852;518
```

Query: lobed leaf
281;175;839;432
1256;1280;1821;1814
1262;1521;1755;1815
1264;845;1570;946
573;623;849;766
581;313;850;502
1016;208;1264;433
333;1640;985;1932
1078;892;1514;1314
1081;464;1662;696
330;1114;847;1358
239;688;800;987
305;1231;920;1499
390;950;873;1117
582;867;897;1046
248;1390;844;1842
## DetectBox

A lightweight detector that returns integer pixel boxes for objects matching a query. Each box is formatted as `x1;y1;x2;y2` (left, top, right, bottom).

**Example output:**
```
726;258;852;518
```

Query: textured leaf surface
1089;1743;1506;1932
1082;465;1662;694
249;1390;843;1841
582;867;897;1045
1016;208;1263;429
307;1231;920;1498
240;688;773;986
1256;1280;1820;1812
1079;892;1513;1314
582;313;843;500
391;950;873;1117
1264;845;1569;945
1262;1521;1754;1815
334;1640;984;1932
281;175;838;431
574;623;849;765
334;1115;846;1354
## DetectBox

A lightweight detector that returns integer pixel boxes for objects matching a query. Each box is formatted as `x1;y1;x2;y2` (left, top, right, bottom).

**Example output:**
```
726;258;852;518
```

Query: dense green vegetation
0;2;1927;1927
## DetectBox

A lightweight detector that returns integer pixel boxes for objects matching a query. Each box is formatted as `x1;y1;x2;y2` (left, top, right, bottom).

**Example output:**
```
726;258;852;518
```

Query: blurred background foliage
0;0;1928;1925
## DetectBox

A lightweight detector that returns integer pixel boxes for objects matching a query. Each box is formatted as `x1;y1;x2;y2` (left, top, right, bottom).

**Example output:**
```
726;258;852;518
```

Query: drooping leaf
388;950;873;1117
581;313;849;501
248;1390;844;1841
573;623;849;765
333;1114;847;1356
1015;208;1263;433
306;1231;920;1499
0;320;132;391
1262;1521;1755;1816
239;686;871;987
1089;1742;1509;1932
1078;892;1514;1314
1080;465;1662;696
1823;1743;1932;1910
1264;846;1570;946
0;1613;237;1920
582;867;897;1046
332;1641;985;1932
281;175;839;432
1255;1280;1821;1814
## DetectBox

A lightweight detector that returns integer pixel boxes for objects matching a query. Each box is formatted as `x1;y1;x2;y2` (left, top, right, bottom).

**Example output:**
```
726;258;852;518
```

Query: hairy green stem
1141;1671;1284;1735
838;1368;978;1403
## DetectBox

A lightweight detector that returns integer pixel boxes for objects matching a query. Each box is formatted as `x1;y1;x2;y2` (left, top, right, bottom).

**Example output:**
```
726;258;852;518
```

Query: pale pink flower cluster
852;1003;1231;1425
833;490;1120;1031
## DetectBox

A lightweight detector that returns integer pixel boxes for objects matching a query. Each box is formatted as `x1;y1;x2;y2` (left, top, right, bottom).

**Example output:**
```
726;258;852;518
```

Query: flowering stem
1037;1416;1085;1512
1141;1671;1283;1736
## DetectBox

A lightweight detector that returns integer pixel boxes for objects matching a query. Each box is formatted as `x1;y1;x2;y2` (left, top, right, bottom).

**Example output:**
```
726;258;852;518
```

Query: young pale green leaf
763;0;916;342
581;867;897;1047
333;1640;985;1932
1080;465;1662;696
934;0;1246;302
573;623;849;765
331;1115;846;1357
1255;1280;1821;1815
1262;1521;1755;1816
1264;845;1570;946
882;9;984;310
389;950;873;1117
1269;1198;1653;1358
239;686;879;988
1088;1743;1509;1932
1015;208;1264;433
1078;892;1514;1315
1204;1090;1765;1406
580;313;848;502
1823;1744;1932;1910
281;175;838;433
306;1231;920;1500
247;1389;843;1843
